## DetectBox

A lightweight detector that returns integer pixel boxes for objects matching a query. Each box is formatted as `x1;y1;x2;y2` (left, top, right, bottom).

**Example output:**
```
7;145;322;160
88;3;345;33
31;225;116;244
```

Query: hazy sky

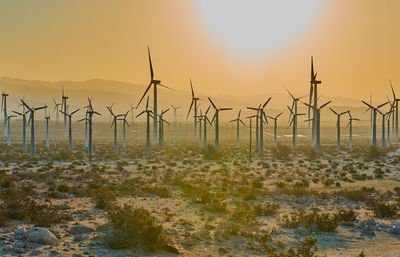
0;0;399;100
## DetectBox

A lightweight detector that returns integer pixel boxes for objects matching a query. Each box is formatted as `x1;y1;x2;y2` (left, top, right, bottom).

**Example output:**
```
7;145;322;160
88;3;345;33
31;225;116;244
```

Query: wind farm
0;1;399;256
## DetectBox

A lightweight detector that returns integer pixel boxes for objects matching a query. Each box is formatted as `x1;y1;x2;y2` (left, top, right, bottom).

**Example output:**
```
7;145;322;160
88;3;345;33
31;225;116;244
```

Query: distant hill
0;76;379;124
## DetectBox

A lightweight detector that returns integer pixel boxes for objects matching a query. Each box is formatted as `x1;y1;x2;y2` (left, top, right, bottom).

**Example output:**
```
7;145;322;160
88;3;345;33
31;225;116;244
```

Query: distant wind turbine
158;109;169;151
346;112;360;149
362;101;388;147
247;97;271;157
60;108;80;151
308;57;322;147
86;98;101;161
329;108;349;150
230;109;246;147
136;96;153;156
267;112;283;148
209;97;232;151
107;107;125;152
5;114;16;146
13;108;29;152
187;79;201;138
2;91;9;137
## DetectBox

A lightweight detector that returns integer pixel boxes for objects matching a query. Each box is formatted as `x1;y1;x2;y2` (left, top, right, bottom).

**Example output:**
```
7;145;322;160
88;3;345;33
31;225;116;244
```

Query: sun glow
195;0;322;58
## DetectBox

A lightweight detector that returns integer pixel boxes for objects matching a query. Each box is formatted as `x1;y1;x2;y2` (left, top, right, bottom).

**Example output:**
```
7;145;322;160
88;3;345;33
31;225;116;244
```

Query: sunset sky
0;0;399;100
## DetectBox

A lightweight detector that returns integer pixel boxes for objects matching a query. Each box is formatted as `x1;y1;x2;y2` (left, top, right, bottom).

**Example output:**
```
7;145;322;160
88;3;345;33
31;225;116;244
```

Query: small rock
181;238;196;247
15;226;26;235
24;227;59;245
163;245;179;254
70;225;94;235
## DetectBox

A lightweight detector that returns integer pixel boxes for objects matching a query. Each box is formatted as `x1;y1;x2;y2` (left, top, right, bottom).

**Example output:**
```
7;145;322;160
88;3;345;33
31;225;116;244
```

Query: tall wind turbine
108;107;125;152
21;100;47;157
247;98;271;157
209;97;232;151
105;102;115;123
136;96;153;156
61;85;69;138
386;99;395;148
230;109;246;147
136;47;172;145
329;108;349;150
347;112;360;149
308;57;322;147
2;91;9;137
158;109;169;151
267;112;283;148
60;108;80;151
86;98;101;161
187;79;201;138
303;100;331;154
5;114;16;146
362;101;388;147
44;108;50;148
390;81;399;140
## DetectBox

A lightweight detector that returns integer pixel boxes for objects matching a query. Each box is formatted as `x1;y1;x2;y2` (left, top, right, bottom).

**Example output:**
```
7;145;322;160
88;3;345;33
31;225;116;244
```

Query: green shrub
230;201;256;226
253;202;280;216
372;202;398;218
271;144;292;160
107;204;163;249
281;210;339;232
91;187;116;209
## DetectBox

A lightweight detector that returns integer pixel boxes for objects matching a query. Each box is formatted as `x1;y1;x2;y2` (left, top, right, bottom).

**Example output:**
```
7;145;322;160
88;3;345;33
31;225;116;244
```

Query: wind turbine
303;100;331;154
171;104;180;125
194;110;204;148
21;100;47;157
158;109;169;151
247;97;271;157
44;108;50;148
105;102;115;123
12;108;29;152
308;57;322;147
286;88;306;150
287;106;305;150
60;108;80;152
136;96;153;156
2;91;9;137
390;81;399;140
347;112;360;149
61;84;69;138
86;98;101;161
53;97;62;127
129;102;135;126
187;79;202;138
77;112;89;148
202;106;212;148
362;101;388;147
136;47;172;145
267;112;283;148
386;99;395;148
329;108;349;150
108;107;126;153
5;114;16;146
121;110;130;149
230;109;246;147
209;97;232;151
246;115;258;163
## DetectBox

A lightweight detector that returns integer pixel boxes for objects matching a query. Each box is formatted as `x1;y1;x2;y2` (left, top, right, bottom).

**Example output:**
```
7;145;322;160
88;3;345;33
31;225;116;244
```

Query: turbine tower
129;102;135;126
86;98;101;161
187;79;201;138
171;104;180;125
2;91;9;137
137;47;172;145
362;101;388;147
61;85;69;138
6;114;16;146
230;109;246;147
60;108;80;152
77;112;89;148
329;108;349;150
267;112;283;148
194;109;204;148
347;112;360;149
13;109;29;152
202;106;212;148
247;98;271;157
121;110;130;149
246;115;258;163
308;57;322;147
390;81;399;140
209;97;232;152
21;100;47;157
303;100;331;154
286;88;306;150
108;107;125;152
136;96;153;156
44;108;50;148
158;109;169;151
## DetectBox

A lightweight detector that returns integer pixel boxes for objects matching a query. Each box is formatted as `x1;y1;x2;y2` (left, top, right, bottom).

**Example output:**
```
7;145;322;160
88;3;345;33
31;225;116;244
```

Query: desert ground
0;121;399;257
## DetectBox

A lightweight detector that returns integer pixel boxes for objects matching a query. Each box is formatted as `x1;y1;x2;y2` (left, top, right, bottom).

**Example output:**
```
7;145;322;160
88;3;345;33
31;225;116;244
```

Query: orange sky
0;0;399;100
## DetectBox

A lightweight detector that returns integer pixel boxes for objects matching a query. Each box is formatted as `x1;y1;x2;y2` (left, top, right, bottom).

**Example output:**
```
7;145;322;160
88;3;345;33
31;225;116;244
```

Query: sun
195;0;323;58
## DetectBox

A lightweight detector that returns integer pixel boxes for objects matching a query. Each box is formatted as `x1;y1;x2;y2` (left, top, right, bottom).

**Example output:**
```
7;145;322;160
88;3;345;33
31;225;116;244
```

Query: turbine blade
263;97;272;108
187;100;194;119
190;78;194;98
320;101;331;109
137;82;152;108
147;46;154;80
208;97;217;109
